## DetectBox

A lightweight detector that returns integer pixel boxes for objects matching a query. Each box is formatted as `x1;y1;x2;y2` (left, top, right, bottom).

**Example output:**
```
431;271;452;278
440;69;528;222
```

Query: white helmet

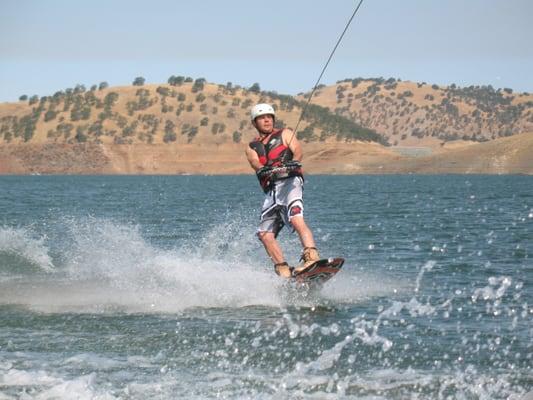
251;103;275;122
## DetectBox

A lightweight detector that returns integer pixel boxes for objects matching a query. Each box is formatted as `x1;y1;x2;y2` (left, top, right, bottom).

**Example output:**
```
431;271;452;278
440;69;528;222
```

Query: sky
1;0;532;102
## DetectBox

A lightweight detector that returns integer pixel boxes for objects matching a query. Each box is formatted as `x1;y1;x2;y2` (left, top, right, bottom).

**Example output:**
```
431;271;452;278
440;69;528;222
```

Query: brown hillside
1;133;531;175
305;78;533;146
0;80;380;148
390;131;533;174
1;77;532;175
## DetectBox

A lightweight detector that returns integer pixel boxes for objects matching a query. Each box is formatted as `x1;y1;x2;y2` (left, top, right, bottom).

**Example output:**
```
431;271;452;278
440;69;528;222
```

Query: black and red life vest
249;129;292;167
249;129;303;192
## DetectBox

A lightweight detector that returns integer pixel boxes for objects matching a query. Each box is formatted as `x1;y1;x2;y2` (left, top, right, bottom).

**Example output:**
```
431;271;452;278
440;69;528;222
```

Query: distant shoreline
1;132;532;176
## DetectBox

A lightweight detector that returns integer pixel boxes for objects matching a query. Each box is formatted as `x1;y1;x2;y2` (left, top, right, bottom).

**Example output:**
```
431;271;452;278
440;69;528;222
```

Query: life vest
249;129;303;192
249;129;292;167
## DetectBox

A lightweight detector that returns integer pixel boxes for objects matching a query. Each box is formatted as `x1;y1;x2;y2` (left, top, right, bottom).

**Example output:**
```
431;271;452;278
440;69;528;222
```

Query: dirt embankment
1;132;532;175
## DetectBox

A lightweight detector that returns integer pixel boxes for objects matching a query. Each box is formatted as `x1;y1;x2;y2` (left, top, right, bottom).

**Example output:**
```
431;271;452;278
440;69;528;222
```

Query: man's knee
257;231;275;243
289;214;306;229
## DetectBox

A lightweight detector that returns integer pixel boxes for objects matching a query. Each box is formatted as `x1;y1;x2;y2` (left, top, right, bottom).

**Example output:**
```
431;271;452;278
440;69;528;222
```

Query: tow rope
287;0;365;148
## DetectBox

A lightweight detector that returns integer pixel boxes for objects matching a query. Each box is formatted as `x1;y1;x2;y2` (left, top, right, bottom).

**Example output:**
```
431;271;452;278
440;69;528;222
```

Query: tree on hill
44;110;58;122
232;131;242;143
74;84;86;93
187;126;198;143
168;75;185;86
75;126;88;143
103;92;119;108
98;81;109;90
163;120;177;143
133;77;145;86
211;123;226;135
250;83;261;93
19;95;28;101
192;78;206;93
297;126;315;142
156;86;171;97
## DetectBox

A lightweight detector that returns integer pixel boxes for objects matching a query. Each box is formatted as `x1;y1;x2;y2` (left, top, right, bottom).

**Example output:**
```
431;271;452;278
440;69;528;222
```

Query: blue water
0;175;531;399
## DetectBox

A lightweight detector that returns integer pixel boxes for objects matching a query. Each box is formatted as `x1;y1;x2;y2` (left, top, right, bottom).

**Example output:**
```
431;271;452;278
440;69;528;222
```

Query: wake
0;218;403;313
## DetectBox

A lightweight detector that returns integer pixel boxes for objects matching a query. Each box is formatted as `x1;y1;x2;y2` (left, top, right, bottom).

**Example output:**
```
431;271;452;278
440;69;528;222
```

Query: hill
305;77;533;146
0;77;532;175
0;79;382;147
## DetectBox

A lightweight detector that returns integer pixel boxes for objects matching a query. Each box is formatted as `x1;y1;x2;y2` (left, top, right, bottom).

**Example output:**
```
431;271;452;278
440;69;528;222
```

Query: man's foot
294;247;320;274
274;262;294;278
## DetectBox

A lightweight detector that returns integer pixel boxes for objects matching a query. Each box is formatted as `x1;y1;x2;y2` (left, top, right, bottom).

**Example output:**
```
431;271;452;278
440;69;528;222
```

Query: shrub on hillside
74;84;86;94
297;126;315;142
88;121;104;137
104;92;119;107
249;83;261;93
211;123;225;135
70;105;91;121
156;86;171;97
75;126;88;143
122;121;138;137
187;126;198;143
163;131;177;143
168;75;185;86
192;78;206;93
44;110;58;122
233;131;242;143
133;77;145;86
241;99;253;109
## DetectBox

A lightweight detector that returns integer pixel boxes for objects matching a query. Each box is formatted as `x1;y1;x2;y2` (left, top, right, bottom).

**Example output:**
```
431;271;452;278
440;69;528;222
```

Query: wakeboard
292;257;344;287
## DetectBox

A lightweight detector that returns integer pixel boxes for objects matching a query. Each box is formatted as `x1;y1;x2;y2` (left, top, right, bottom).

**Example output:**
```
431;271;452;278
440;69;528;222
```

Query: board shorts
257;176;304;238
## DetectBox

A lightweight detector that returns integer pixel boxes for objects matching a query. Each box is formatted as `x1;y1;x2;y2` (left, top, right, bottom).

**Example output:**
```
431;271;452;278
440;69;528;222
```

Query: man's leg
257;231;292;278
290;215;320;273
290;215;315;249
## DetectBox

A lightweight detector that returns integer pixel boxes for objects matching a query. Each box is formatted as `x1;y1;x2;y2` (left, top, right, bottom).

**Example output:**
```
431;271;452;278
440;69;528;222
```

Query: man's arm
282;128;302;162
245;145;264;171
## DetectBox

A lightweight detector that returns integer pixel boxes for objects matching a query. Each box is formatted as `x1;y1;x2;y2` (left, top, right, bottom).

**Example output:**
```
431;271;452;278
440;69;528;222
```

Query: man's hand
283;160;302;170
256;165;273;179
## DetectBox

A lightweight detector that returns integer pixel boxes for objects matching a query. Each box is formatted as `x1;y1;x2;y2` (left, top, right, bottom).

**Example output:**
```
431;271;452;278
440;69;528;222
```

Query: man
245;103;320;278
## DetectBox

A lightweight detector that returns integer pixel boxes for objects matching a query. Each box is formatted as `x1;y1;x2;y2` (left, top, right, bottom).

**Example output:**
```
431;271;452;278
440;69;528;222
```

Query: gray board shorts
257;176;304;237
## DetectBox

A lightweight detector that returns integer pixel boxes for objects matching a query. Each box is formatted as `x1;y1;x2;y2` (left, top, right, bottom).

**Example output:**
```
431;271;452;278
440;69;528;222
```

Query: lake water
0;175;531;399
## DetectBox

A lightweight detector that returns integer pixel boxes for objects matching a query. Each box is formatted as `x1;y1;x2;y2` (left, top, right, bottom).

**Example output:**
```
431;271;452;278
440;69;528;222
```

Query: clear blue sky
1;0;532;102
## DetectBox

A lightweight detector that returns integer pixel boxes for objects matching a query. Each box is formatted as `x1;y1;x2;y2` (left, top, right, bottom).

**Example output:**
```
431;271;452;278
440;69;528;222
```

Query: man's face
254;114;274;134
